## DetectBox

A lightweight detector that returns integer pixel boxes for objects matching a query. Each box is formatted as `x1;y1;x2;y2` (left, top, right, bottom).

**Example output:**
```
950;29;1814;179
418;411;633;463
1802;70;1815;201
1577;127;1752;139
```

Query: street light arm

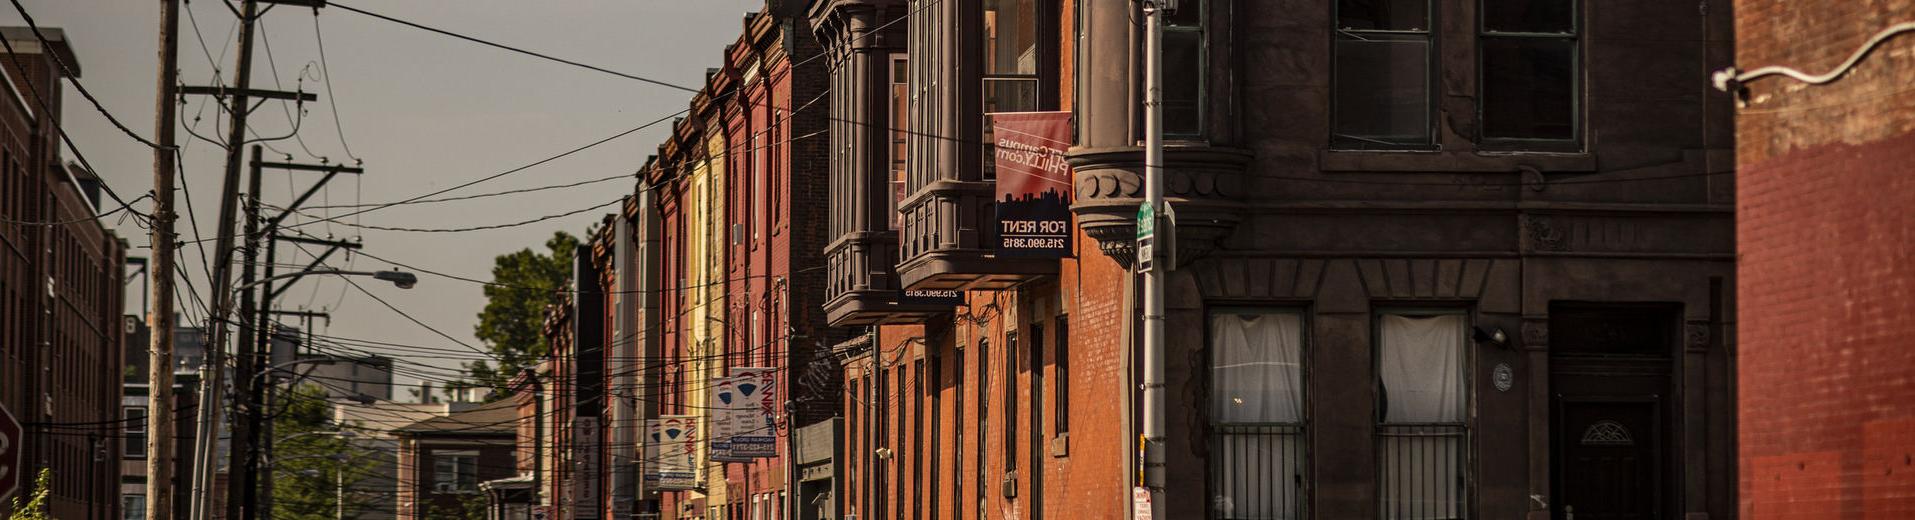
232;268;417;293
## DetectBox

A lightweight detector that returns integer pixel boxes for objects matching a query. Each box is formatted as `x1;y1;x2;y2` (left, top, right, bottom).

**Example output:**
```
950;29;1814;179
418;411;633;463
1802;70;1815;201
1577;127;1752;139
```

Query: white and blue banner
725;367;777;458
649;416;699;490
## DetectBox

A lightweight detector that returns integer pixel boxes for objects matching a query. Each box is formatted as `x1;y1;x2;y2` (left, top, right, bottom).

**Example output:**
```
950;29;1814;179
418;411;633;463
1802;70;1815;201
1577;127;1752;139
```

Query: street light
234;268;419;293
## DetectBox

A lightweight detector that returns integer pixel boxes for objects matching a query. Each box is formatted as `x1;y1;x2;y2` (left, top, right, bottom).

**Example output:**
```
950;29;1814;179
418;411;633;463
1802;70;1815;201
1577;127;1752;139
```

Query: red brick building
1729;2;1915;518
0;26;126;520
822;0;1737;519
518;6;834;520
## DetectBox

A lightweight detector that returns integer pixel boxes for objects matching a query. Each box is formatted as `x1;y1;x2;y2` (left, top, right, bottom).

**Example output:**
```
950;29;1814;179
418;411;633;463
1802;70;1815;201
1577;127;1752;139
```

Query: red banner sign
991;111;1074;257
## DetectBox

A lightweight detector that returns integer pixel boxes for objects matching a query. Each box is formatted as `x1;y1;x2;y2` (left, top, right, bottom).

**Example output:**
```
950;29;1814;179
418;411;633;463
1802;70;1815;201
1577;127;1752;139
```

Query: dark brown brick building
1727;1;1915;518
821;0;1739;519
393;400;518;520
0;26;127;520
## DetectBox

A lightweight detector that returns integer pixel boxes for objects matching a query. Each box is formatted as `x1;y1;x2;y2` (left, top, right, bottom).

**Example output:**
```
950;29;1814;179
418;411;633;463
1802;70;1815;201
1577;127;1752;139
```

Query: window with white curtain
1209;309;1306;520
1376;312;1468;520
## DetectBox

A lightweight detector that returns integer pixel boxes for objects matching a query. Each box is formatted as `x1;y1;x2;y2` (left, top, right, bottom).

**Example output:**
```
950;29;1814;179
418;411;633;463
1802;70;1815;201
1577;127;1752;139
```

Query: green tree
6;468;52;520
424;493;487;520
456;230;580;399
269;384;375;520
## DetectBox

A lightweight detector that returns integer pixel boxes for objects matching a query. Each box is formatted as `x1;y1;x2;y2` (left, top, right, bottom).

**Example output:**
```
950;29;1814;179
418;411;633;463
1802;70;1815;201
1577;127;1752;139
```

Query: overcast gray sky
5;0;760;400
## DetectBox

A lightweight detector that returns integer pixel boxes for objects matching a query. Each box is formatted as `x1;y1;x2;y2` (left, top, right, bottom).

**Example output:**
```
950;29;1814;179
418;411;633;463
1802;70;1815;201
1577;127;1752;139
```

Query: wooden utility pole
230;145;264;520
187;0;257;518
145;1;180;518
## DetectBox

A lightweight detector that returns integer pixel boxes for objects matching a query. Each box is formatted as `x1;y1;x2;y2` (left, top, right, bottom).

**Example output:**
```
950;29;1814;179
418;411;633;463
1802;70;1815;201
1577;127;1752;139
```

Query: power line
276;108;685;230
311;10;360;162
327;1;701;93
3;0;174;150
273;197;623;233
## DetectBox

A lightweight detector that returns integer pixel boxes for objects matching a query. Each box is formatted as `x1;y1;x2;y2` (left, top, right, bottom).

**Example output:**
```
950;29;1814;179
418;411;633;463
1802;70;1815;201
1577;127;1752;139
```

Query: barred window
1376;312;1469;520
1209;310;1307;520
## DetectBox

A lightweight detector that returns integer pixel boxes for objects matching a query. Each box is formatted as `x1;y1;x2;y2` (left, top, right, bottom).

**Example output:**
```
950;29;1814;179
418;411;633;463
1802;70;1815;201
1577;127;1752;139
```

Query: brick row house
0;26;128;520
1726;0;1915;517
820;1;1740;520
508;5;837;519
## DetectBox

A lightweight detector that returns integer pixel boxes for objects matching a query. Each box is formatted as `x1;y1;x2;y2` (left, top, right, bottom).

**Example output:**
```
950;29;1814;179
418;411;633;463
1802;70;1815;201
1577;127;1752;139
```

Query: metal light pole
1140;1;1171;518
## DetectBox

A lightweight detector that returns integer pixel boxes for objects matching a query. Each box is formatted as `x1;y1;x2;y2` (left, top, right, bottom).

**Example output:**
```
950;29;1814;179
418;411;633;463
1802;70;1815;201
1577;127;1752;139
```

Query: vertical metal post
1141;1;1168;517
146;0;181;518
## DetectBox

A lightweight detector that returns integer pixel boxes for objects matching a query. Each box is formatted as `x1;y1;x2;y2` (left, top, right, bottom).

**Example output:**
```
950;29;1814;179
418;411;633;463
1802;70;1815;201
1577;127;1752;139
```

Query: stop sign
0;403;21;502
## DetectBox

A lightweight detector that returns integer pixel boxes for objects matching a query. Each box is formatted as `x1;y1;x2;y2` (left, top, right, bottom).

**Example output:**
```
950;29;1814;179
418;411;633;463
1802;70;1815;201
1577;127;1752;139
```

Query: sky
3;0;761;401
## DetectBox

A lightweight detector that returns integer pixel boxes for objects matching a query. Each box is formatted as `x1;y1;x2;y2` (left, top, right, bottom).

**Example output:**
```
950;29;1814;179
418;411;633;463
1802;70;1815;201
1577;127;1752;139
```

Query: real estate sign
650;416;699;490
991;111;1074;257
725;367;777;458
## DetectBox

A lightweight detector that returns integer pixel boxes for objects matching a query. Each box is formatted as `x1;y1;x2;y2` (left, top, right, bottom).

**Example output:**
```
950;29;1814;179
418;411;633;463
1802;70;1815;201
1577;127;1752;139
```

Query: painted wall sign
991;111;1074;257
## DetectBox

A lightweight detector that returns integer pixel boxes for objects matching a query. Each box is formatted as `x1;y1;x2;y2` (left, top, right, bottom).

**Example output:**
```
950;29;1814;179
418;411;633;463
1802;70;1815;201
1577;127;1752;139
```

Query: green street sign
1136;202;1155;239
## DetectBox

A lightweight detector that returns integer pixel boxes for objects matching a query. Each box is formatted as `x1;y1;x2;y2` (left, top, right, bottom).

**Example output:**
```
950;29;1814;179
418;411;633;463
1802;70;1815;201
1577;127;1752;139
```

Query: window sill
1319;149;1596;173
1050;433;1069;457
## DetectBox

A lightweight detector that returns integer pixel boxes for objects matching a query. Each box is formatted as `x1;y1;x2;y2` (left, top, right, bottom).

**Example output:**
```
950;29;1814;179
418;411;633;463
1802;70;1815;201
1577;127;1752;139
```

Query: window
984;0;1042;114
914;359;926;514
975;337;989;510
122;494;145;520
953;348;966;520
1209;310;1307;520
1481;0;1578;141
1003;332;1018;470
1376;312;1468;520
1163;0;1205;137
1054;316;1069;434
123;406;147;458
432;450;480;493
984;0;1044;182
1333;0;1435;148
889;54;910;232
929;352;942;517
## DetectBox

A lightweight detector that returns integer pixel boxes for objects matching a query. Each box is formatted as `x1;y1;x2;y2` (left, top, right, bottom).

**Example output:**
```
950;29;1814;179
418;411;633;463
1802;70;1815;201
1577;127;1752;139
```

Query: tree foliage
268;384;378;520
456;230;580;399
6;468;52;520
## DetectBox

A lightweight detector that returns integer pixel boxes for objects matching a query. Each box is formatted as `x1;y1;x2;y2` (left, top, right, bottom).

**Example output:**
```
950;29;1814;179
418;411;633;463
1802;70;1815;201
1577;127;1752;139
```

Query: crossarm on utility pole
179;85;316;102
265;243;354;301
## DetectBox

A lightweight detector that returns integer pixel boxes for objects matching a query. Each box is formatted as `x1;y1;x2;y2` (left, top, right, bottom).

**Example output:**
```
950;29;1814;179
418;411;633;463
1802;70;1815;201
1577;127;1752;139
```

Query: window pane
1333;36;1432;146
1209;312;1304;424
1378;314;1465;424
984;78;1040;114
1482;37;1575;140
1338;0;1429;31
1164;0;1202;28
985;0;1038;75
1164;29;1203;136
1484;0;1574;34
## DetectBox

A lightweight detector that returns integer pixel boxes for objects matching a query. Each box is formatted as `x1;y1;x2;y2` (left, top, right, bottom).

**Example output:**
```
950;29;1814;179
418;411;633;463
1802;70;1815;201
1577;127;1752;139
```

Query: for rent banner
992;111;1074;257
650;416;699;490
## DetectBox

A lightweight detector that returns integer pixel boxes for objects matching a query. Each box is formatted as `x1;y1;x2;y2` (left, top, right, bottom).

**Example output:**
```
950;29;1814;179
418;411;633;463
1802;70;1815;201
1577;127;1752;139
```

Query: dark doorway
1549;303;1679;520
1553;398;1660;520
